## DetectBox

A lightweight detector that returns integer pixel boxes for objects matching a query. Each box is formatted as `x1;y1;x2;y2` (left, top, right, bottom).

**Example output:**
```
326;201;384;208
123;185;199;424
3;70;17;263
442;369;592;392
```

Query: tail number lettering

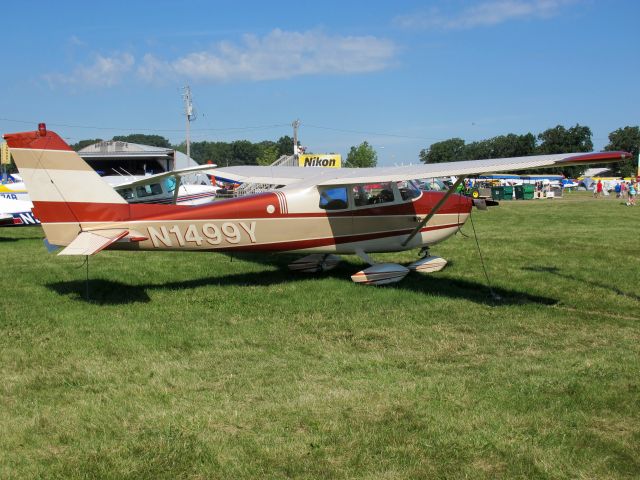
148;222;257;248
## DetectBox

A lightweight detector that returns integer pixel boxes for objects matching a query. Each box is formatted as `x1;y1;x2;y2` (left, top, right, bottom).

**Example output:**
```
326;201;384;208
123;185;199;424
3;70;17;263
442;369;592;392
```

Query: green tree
536;124;593;154
604;126;640;178
419;138;465;164
276;136;294;157
536;124;593;177
346;141;377;168
462;139;493;160
231;140;260;166
71;138;103;151
112;134;172;148
490;133;537;158
256;142;280;166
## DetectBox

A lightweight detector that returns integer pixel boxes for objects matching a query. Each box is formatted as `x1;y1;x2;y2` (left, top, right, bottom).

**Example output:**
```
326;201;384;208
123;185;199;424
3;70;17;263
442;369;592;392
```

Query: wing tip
559;151;632;164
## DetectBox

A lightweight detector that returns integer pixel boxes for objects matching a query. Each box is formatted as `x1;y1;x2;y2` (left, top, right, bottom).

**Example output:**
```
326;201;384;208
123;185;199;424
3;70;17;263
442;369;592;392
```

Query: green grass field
1;192;638;479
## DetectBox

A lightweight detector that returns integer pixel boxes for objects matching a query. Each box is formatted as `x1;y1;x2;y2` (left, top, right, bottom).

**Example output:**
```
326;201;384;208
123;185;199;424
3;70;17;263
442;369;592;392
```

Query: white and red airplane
0;197;40;227
4;124;631;285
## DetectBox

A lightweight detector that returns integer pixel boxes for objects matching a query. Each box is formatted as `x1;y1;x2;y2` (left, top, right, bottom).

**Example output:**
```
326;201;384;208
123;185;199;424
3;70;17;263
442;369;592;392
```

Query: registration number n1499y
147;222;257;248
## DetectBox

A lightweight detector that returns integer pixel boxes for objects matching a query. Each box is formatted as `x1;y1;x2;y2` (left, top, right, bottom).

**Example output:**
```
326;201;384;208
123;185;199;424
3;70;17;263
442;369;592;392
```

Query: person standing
595;179;603;198
629;180;637;206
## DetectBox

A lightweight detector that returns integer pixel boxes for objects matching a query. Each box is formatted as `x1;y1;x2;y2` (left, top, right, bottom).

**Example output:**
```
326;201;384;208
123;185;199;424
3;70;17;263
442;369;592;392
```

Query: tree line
71;134;378;169
420;125;639;177
71;135;296;167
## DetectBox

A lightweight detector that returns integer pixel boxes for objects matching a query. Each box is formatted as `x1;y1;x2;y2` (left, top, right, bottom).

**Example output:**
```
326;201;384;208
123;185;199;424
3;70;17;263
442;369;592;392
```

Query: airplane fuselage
34;188;472;254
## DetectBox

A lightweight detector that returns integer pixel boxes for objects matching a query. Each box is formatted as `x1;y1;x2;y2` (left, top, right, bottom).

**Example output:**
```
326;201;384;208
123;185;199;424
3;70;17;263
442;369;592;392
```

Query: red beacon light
38;123;47;136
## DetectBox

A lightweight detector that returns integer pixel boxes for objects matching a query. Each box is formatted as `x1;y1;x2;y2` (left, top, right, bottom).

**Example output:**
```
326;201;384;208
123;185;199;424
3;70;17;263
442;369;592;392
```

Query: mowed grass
0;192;638;479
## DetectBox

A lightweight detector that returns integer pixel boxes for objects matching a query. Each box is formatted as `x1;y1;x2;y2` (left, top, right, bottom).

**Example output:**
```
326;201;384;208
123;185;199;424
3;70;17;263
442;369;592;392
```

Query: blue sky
1;0;638;165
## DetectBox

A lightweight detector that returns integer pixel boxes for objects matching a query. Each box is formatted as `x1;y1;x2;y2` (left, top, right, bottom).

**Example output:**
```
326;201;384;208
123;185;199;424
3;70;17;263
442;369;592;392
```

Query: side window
352;185;368;207
136;183;163;198
319;187;348;210
366;182;395;205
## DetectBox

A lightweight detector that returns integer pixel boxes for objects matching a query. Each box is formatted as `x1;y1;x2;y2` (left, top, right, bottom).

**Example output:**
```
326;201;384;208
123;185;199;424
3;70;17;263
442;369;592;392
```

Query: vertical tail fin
4;124;129;245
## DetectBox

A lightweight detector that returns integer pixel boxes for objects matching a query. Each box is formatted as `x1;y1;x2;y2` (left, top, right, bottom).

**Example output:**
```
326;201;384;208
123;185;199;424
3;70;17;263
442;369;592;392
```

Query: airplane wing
209;165;314;186
109;164;217;189
209;152;631;187
58;229;129;256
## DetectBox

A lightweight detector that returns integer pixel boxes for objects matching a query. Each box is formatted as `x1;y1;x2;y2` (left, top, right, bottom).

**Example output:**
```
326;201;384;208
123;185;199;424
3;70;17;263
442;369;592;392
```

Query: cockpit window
396;180;422;201
118;188;134;200
319;187;348;210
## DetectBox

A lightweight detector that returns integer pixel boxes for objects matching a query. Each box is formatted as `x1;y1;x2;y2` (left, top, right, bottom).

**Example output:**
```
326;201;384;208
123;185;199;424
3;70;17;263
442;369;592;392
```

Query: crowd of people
601;179;638;206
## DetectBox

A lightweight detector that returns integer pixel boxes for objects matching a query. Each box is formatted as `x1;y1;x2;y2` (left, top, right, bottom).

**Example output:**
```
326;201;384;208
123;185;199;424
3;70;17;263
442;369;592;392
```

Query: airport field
0;192;638;479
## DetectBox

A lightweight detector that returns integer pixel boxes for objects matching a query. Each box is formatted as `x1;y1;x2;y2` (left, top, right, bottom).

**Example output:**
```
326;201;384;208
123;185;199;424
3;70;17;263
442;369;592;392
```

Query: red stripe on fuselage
33;192;283;223
32;191;472;224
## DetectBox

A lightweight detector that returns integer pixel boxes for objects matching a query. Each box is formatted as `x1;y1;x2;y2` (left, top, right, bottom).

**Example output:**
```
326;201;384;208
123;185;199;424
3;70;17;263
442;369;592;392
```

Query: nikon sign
298;154;341;168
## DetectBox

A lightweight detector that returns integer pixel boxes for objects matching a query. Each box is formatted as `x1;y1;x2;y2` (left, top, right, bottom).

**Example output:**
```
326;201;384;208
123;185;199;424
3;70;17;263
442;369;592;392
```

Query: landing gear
349;249;409;285
290;249;446;285
288;254;341;273
351;263;410;285
408;246;447;273
408;256;447;273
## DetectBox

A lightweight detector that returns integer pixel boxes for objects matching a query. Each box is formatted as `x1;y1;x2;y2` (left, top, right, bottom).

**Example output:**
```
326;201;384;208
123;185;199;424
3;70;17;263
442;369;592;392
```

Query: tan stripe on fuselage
46;212;467;254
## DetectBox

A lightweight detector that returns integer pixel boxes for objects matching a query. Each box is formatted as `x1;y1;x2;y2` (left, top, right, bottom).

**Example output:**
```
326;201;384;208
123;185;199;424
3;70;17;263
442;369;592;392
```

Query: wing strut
172;175;182;205
402;177;465;247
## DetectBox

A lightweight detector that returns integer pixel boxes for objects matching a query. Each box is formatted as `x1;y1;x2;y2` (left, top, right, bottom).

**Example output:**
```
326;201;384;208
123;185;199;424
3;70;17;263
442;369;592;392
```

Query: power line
303;123;443;141
0;115;617;146
0;117;289;133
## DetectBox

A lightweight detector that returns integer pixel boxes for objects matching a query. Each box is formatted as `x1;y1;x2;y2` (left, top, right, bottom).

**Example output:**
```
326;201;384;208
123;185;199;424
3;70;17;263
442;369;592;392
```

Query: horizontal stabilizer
58;229;128;256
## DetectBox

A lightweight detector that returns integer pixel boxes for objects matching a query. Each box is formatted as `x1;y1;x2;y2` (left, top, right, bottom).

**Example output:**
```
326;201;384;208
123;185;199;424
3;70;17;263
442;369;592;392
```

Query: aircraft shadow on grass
46;253;557;307
523;265;640;303
0;234;43;243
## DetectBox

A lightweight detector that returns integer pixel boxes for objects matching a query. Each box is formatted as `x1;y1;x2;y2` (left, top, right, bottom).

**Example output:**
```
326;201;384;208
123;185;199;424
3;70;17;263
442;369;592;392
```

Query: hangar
78;140;198;177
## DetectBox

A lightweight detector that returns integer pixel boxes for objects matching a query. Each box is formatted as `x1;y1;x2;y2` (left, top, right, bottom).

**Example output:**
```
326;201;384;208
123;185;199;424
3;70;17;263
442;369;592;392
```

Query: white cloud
45;29;396;89
394;0;578;30
45;52;135;88
68;35;87;47
138;29;396;83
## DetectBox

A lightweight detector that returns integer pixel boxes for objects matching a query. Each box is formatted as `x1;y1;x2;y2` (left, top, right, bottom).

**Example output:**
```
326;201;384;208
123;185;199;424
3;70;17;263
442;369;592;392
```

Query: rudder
4;124;129;245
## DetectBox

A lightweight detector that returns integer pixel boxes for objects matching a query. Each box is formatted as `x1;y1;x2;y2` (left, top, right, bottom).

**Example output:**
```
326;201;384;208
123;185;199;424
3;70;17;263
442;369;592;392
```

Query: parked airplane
0;181;30;201
109;167;220;205
0;197;39;226
4;124;630;285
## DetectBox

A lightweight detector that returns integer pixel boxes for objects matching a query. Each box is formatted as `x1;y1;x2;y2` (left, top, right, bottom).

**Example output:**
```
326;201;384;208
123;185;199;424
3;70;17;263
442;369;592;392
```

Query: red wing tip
560;151;632;163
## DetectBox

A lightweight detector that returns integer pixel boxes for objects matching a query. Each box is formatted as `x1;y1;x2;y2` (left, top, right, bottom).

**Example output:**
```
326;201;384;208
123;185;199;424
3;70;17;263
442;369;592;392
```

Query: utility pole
292;119;300;156
182;86;196;159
